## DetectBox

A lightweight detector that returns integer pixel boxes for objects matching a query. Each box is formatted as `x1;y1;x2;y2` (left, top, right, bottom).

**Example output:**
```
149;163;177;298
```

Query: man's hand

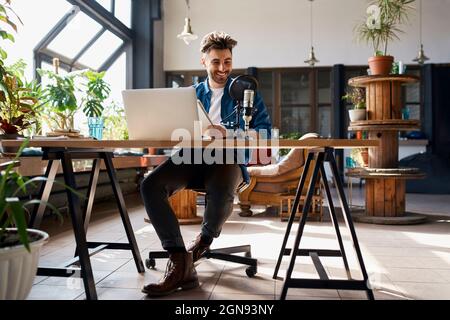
204;125;227;139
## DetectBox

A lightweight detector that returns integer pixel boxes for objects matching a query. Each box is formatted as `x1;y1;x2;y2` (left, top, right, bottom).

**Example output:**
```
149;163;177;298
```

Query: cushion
248;132;320;177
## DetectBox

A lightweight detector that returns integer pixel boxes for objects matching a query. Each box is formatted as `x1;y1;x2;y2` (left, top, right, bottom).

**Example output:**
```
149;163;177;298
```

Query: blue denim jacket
195;77;272;184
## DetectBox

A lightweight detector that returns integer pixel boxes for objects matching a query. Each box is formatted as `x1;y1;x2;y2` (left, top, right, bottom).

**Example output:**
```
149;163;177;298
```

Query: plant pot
0;228;49;300
348;109;367;122
368;55;394;76
0;133;24;155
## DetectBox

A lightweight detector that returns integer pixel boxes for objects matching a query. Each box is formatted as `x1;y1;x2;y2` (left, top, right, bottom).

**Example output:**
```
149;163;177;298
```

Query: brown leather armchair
238;133;323;220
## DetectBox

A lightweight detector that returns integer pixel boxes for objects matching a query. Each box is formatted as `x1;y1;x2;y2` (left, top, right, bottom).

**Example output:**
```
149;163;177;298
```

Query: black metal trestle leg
60;152;97;300
277;148;374;300
31;149;145;300
103;153;145;273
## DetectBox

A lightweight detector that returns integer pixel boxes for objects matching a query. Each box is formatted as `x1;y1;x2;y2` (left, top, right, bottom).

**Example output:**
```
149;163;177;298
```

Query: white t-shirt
209;87;224;125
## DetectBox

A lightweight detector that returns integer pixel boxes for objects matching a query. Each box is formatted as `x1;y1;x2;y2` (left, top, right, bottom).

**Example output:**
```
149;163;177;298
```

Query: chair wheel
246;266;257;278
145;258;156;269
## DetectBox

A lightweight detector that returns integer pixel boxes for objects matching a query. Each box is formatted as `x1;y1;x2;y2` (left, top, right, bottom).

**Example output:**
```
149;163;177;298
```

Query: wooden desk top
0;138;379;149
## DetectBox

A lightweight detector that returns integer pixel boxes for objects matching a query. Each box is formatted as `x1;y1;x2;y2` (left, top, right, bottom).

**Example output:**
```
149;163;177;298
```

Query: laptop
122;87;213;140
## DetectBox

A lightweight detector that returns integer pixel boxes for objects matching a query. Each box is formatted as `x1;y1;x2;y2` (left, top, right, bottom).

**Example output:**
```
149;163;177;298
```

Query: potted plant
342;87;367;122
351;147;369;168
81;70;111;140
37;67;82;137
0;140;61;299
355;0;415;75
0;61;39;145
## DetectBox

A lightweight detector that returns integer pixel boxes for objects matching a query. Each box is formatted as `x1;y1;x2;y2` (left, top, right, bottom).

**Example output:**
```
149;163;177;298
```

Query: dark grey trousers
140;158;243;250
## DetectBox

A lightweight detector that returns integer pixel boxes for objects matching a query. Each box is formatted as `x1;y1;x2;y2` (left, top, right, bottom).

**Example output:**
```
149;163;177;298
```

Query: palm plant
355;0;415;56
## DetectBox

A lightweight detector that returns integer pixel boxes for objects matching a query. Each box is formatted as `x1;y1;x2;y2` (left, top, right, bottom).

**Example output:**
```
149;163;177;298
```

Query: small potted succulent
342;87;367;122
355;0;415;75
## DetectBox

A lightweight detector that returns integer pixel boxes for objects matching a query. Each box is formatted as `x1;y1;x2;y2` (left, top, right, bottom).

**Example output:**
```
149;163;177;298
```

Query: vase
88;117;104;140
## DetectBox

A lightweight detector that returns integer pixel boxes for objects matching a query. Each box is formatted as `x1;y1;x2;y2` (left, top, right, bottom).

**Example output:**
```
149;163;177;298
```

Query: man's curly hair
200;31;237;54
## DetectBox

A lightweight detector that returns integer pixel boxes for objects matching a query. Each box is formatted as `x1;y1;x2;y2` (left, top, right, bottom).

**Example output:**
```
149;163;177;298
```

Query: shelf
346;167;426;179
348;119;420;131
348;75;420;87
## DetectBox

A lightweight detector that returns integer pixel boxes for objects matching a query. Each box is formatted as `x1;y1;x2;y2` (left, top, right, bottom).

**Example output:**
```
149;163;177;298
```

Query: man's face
201;48;233;88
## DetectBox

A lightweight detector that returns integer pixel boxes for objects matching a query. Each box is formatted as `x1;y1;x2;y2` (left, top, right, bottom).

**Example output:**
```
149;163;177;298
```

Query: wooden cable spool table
348;75;427;224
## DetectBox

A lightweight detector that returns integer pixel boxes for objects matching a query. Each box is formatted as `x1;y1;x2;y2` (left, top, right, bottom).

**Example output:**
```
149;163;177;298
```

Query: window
47;12;103;60
78;31;124;70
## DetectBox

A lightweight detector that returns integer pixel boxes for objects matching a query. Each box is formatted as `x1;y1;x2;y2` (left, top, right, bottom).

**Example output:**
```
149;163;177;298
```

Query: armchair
238;133;323;220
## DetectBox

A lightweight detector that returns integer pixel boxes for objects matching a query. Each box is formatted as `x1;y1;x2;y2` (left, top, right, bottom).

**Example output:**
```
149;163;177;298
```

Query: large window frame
34;0;134;87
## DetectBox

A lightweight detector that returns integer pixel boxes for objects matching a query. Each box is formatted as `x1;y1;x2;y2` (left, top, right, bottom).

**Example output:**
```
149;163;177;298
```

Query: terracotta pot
368;55;394;76
360;149;369;167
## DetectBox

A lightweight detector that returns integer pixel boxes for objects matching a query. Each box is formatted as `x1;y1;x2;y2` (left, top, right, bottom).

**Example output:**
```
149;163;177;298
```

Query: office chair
145;186;258;278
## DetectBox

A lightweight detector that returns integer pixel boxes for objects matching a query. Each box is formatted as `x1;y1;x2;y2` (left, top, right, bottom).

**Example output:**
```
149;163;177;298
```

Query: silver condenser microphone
243;89;255;132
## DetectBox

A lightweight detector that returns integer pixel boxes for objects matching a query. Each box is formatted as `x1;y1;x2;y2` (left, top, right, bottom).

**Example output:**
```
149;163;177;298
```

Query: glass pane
281;71;310;105
96;0;112;11
406;84;420;102
406;104;421;120
280;106;310;135
318;106;331;138
318;70;331;104
104;51;126;104
48;12;102;60
78;31;123;70
115;0;132;28
5;0;72;78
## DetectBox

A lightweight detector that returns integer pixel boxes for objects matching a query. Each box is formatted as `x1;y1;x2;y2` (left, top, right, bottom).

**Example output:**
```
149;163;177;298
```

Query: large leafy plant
82;70;111;118
355;0;415;56
0;59;39;135
37;69;80;132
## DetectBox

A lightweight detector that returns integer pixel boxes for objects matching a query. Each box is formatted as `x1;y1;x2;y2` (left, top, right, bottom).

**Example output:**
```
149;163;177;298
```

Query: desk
1;138;378;300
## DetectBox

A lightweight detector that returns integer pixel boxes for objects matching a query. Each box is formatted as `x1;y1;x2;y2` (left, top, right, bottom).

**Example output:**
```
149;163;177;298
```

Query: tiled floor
28;186;450;300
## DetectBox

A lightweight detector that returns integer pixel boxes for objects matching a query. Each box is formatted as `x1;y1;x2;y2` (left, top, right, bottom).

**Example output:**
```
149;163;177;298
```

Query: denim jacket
194;77;272;184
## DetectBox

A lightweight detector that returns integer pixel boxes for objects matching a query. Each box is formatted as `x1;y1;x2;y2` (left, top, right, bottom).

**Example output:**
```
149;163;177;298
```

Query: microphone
243;89;255;132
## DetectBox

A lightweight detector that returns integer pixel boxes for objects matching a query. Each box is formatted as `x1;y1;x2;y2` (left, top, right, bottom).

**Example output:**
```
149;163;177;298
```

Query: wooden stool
169;189;202;225
279;192;323;222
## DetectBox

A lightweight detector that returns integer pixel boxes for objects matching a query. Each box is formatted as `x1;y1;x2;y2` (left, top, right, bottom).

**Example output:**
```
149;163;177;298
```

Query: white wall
163;0;450;71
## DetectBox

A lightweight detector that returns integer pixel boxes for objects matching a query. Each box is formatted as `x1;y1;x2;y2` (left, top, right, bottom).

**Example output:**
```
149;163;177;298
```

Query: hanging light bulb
304;0;319;66
413;0;429;65
177;0;198;45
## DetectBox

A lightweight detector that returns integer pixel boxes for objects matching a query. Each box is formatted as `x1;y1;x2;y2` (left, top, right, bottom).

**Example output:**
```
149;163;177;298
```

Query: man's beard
211;72;229;85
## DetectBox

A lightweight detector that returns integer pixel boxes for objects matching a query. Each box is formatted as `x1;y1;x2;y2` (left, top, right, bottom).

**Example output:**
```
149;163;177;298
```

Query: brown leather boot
142;251;199;297
186;234;211;263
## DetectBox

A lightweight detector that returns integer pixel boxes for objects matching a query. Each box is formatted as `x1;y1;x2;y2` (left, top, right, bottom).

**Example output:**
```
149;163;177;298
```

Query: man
141;31;272;297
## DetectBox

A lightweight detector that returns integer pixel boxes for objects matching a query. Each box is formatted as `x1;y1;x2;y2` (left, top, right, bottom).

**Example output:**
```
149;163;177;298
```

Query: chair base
146;245;258;278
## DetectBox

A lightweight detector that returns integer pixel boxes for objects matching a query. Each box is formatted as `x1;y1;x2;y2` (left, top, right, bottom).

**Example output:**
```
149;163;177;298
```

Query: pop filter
229;75;259;101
